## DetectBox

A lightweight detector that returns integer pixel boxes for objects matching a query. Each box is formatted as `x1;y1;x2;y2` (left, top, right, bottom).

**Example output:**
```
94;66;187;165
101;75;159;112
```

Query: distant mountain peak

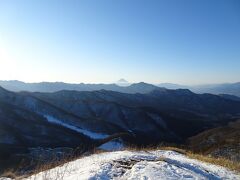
117;79;128;83
116;79;130;87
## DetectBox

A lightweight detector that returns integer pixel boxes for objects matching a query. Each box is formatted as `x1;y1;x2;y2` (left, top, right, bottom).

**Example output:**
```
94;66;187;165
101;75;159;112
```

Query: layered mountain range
0;80;157;94
1;84;240;147
1;83;240;173
159;82;240;97
1;80;240;97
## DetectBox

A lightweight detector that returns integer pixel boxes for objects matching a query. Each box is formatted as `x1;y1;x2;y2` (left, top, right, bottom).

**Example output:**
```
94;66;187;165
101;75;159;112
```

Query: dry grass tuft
157;145;240;172
187;152;240;172
157;146;187;155
124;144;239;172
124;144;187;154
28;154;76;180
1;169;18;179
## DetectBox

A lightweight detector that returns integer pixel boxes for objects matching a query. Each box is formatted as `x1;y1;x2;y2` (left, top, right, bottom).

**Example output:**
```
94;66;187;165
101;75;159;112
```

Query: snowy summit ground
16;150;240;180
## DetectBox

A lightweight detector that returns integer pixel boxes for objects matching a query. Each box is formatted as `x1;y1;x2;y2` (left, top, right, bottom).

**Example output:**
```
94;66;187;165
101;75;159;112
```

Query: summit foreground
13;150;239;180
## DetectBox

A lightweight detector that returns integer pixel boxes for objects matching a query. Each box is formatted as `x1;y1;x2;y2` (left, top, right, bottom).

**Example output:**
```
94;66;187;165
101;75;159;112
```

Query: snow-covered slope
43;115;124;151
44;115;108;139
24;150;239;180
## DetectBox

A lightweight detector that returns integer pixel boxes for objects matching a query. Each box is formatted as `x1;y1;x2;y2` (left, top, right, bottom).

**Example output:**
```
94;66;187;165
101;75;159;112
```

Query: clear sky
0;0;239;85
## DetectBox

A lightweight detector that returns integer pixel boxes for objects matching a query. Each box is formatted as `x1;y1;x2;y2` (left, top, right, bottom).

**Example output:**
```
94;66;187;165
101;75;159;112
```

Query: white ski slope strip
43;115;108;139
26;150;239;180
43;115;124;150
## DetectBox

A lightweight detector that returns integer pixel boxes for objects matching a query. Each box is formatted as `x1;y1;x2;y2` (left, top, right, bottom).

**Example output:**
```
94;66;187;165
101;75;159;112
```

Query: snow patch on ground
25;150;240;180
43;115;108;139
43;115;124;150
99;141;124;151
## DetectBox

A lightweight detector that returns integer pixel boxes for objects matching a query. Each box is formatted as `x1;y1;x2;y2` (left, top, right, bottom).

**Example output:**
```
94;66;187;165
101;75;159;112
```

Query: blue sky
0;0;239;84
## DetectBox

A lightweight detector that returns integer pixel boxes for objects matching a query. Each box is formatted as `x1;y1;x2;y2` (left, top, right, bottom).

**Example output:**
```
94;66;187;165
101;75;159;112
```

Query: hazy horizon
1;0;240;84
0;79;239;86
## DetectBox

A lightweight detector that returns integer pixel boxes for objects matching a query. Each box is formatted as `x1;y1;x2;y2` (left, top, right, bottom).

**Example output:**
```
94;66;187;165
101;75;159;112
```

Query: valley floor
9;150;239;180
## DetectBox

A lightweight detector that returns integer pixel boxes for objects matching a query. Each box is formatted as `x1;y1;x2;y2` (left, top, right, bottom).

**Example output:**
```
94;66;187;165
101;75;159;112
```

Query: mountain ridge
0;80;159;94
1;80;240;97
1;85;240;176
